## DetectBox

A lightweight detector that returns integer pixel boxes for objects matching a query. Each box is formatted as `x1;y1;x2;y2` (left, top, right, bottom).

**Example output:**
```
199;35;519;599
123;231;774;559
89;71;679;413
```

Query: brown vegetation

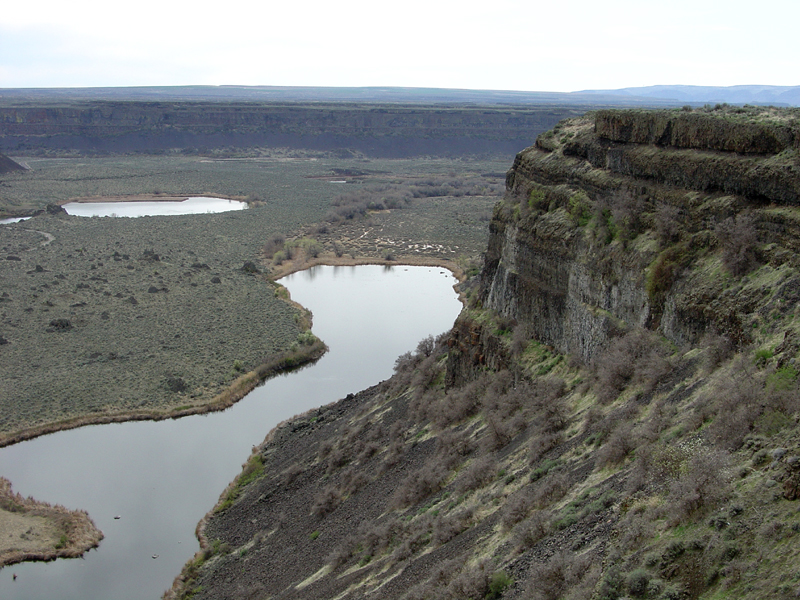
0;478;103;567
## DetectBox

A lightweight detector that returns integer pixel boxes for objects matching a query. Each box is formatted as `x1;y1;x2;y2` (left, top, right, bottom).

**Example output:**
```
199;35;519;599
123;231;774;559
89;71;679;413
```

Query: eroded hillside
169;106;800;600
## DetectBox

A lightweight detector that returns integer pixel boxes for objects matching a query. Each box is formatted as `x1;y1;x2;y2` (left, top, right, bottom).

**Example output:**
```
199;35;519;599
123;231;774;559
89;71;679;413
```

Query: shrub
483;412;520;451
393;464;447;508
702;332;734;371
528;433;563;464
615;507;656;553
595;565;624;600
393;350;420;375
327;535;356;570
654;204;683;247
532;472;570;509
715;213;759;276
646;243;692;303
338;467;369;497
445;560;491;600
456;456;496;494
262;233;285;258
705;364;766;450
525;551;594;600
596;423;636;468
431;377;486;428
666;449;731;524
513;511;551;550
416;335;436;358
312;485;342;518
568;193;592;226
661;583;684;600
753;347;773;368
626;568;651;597
435;429;474;469
511;325;529;356
608;191;645;244
501;492;532;530
432;508;473;545
593;329;671;404
487;571;513;600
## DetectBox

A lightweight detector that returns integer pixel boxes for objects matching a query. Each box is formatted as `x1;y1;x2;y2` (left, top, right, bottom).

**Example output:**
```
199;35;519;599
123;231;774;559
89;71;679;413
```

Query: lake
61;197;248;218
0;265;462;600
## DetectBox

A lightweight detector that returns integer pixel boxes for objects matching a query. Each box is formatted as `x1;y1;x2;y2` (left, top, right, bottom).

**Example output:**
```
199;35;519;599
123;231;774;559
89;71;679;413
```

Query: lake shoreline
0;252;465;450
268;255;467;303
0;339;327;450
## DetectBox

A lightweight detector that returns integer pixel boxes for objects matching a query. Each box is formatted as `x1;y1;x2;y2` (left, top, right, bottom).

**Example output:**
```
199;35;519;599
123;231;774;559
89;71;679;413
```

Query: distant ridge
1;84;798;107
578;84;800;107
0;85;678;106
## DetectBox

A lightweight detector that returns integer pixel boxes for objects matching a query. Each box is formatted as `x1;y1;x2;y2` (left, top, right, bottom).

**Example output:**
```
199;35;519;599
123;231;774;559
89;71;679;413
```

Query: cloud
1;0;798;90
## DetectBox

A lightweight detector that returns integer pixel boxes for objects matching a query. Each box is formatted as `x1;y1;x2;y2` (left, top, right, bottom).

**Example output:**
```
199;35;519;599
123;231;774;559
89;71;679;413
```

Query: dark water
0;265;461;600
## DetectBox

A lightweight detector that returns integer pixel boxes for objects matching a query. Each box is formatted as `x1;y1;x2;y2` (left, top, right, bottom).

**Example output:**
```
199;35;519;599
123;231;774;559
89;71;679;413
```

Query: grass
216;455;266;513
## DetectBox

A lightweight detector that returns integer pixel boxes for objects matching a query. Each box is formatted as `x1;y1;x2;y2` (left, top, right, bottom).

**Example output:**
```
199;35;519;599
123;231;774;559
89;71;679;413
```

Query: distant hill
1;84;797;107
578;84;800;107
0;85;676;106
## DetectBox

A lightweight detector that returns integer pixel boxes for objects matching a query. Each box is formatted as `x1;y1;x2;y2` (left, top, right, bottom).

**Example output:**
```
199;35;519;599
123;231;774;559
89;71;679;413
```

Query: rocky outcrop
594;108;800;154
473;106;800;363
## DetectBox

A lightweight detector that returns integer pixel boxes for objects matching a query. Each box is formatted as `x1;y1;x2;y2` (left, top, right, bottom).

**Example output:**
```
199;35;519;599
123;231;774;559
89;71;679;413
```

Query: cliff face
171;108;800;600
0;102;582;157
470;106;800;365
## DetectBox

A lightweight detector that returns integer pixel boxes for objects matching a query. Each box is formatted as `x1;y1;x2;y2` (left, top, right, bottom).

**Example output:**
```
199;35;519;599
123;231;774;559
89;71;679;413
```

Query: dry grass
0;477;103;567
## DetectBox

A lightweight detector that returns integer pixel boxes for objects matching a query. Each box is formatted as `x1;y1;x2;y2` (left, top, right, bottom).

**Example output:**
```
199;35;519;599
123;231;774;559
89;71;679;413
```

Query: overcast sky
1;0;797;92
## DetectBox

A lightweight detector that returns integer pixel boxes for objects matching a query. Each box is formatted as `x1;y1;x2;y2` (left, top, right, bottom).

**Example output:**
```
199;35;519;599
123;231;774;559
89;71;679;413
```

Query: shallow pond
0;265;461;600
62;197;247;218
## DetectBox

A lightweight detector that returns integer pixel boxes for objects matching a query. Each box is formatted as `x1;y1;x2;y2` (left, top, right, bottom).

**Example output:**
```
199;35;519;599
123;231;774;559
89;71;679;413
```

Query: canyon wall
463;106;800;366
0;102;584;157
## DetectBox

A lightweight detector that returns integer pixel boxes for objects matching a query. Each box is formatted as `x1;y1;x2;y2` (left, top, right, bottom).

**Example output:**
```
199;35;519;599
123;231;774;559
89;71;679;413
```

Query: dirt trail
23;229;55;247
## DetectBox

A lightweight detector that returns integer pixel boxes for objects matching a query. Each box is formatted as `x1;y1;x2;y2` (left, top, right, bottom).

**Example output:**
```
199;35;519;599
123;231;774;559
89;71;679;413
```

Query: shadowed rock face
0;153;25;174
0;102;583;158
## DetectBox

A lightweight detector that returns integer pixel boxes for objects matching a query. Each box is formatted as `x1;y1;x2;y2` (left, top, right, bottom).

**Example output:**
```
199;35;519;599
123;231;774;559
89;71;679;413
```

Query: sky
0;0;798;92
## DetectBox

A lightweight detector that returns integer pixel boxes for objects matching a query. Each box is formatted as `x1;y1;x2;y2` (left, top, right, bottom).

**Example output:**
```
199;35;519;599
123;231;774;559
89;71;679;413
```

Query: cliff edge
169;107;800;600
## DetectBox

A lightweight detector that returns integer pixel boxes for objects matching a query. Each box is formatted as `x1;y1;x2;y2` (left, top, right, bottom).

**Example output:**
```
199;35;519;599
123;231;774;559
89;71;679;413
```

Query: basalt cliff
0;102;584;158
169;106;800;600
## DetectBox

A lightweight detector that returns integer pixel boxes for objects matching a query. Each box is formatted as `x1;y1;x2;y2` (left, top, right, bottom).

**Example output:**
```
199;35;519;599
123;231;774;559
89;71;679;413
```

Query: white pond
61;197;248;218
